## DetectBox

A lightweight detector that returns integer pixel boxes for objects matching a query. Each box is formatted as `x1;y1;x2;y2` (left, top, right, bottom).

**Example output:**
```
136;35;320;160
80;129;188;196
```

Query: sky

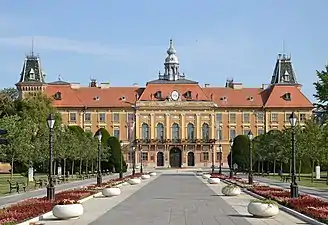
0;0;327;102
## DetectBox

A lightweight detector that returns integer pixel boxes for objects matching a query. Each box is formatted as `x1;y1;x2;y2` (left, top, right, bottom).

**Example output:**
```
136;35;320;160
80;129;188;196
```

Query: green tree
231;135;251;172
314;65;328;115
0;88;19;118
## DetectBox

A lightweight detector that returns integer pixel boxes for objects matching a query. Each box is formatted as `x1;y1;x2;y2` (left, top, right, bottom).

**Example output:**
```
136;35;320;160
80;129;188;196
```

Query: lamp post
211;144;215;173
132;146;136;175
218;144;222;174
119;141;124;179
247;131;253;185
229;139;233;178
140;145;143;174
96;132;102;186
46;114;55;201
289;112;299;198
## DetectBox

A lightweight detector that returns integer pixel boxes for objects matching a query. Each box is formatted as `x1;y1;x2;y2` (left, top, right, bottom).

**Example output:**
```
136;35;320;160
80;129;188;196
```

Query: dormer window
282;93;291;101
248;96;254;101
184;91;192;99
154;91;162;99
220;96;227;101
94;96;100;101
54;91;62;100
29;68;35;80
121;95;126;101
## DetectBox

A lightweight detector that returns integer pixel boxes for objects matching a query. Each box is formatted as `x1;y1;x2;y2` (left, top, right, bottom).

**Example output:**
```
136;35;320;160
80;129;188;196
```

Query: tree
314;65;328;115
107;136;127;173
231;135;251;172
0;88;19;118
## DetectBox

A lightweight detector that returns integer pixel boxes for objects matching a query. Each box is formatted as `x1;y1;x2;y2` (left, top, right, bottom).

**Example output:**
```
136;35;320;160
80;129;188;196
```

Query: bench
280;175;290;183
33;177;44;188
7;180;26;193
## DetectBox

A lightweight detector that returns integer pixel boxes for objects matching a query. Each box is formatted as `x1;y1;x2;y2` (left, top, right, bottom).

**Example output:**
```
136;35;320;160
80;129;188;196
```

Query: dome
165;54;179;63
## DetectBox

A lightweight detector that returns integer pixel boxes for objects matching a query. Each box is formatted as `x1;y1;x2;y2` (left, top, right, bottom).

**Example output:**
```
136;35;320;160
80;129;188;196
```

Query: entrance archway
156;152;164;167
169;147;182;168
187;152;195;166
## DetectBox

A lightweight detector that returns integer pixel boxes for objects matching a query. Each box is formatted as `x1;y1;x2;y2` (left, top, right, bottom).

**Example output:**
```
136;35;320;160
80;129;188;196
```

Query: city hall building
15;40;313;168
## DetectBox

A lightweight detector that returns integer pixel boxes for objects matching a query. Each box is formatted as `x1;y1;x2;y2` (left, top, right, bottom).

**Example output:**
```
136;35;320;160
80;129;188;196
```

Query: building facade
15;40;313;168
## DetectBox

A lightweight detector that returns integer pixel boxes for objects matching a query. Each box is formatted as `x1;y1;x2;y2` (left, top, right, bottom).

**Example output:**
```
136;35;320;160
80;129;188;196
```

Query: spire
270;53;297;85
18;53;45;83
158;39;185;81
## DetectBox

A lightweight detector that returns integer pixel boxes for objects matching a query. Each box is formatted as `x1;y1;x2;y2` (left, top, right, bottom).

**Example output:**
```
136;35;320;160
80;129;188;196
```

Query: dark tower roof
18;53;45;84
270;54;297;85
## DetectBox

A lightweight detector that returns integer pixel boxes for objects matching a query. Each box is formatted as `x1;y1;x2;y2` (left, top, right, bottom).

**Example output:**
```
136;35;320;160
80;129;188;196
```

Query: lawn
261;172;328;189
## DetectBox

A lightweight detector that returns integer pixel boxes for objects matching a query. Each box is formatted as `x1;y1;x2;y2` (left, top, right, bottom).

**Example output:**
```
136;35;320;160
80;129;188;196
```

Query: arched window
202;123;210;141
172;123;180;141
187;123;195;141
141;123;149;140
156;123;165;141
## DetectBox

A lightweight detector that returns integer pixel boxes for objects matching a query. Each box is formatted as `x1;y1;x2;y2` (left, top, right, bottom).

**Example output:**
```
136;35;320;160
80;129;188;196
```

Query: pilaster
211;114;215;139
165;113;170;139
181;113;186;139
150;113;155;139
196;113;201;139
135;113;140;138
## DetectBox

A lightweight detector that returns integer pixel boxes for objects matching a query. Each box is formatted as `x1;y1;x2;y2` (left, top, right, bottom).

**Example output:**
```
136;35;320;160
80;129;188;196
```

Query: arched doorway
187;152;195;166
156;152;164;167
169;147;182;168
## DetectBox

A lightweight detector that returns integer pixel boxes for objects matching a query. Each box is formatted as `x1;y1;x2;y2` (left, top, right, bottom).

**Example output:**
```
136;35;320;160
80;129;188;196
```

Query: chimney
232;82;243;89
100;82;110;88
89;79;97;87
204;84;210;87
133;83;139;87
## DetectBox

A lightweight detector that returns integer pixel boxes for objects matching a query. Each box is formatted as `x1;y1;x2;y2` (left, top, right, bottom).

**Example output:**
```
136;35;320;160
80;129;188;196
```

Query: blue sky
0;0;327;102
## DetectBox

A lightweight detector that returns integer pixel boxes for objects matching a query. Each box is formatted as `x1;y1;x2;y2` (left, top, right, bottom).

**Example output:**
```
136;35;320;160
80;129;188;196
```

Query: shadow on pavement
228;214;253;218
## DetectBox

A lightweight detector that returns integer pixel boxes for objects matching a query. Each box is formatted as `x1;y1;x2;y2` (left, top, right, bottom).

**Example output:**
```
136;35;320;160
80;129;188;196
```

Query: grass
0;173;80;196
260;172;328;189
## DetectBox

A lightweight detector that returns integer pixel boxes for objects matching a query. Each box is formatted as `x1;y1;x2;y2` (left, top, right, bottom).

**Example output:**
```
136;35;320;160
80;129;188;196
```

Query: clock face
171;90;179;101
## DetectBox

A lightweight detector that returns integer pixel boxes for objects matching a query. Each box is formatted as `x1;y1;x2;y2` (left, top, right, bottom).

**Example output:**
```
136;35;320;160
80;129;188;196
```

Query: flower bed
0;174;140;224
248;185;328;224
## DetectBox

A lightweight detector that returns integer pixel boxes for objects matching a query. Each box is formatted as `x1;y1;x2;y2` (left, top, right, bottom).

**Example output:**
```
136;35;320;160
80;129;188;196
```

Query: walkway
0;173;125;208
90;174;251;225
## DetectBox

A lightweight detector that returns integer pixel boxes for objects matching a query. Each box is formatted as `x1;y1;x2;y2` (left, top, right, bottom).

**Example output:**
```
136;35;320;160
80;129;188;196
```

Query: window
141;152;148;161
84;113;91;122
271;113;278;122
156;123;165;141
113;113;120;122
172;123;180;141
300;113;306;122
217;127;222;140
69;113;76;122
128;152;135;163
229;128;236;139
141;123;149;140
127;113;134;122
243;113;250;123
99;113;106;122
127;123;134;140
216;113;222;123
258;128;265;135
257;112;264;123
113;129;120;139
202;123;210;141
243;129;250;136
216;152;222;161
285;113;291;122
229;113;236;123
202;152;209;161
187;123;195;141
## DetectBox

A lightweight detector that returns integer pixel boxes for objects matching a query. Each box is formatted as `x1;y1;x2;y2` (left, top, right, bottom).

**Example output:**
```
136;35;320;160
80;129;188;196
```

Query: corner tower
15;53;46;99
270;53;297;85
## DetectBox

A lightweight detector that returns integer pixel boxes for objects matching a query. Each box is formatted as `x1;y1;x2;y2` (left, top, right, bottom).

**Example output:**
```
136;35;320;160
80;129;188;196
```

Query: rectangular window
217;128;222;140
285;113;291;122
141;152;148;161
202;152;209;161
99;113;106;122
229;113;236;123
69;113;76;122
257;112;264;123
300;113;306;122
127;113;134;122
258;128;265;135
113;113;120;122
243;113;250;123
271;113;278;122
84;113;91;122
229;128;236;140
216;113;222;123
243;129;250;136
113;129;120;139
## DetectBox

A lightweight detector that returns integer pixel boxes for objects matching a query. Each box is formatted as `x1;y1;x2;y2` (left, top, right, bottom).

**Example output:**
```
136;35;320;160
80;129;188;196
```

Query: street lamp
132;146;136;175
211;144;215;173
289;112;299;198
119;141;124;179
247;130;253;185
96;131;102;186
218;144;222;174
46;114;55;201
229;139;233;178
140;146;143;174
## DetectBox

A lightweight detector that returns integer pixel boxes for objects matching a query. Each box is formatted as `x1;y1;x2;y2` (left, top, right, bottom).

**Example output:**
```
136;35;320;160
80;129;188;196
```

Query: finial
58;74;61;81
170;39;173;46
31;37;34;56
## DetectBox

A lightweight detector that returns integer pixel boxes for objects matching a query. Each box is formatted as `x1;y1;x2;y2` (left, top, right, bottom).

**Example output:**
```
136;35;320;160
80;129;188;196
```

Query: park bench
33;177;44;188
7;180;26;193
280;175;290;183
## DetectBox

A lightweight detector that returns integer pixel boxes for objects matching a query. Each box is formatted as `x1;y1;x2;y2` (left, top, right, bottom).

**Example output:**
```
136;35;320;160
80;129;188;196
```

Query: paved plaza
41;171;309;225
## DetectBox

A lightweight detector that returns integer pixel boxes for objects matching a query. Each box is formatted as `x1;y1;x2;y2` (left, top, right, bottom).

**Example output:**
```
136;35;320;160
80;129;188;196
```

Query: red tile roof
44;82;313;109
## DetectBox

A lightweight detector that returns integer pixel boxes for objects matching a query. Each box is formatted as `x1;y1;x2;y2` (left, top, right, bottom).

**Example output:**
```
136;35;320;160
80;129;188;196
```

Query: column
210;114;215;139
196;113;201;139
165;113;170;139
181;113;186;139
135;113;140;139
150;113;155;139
